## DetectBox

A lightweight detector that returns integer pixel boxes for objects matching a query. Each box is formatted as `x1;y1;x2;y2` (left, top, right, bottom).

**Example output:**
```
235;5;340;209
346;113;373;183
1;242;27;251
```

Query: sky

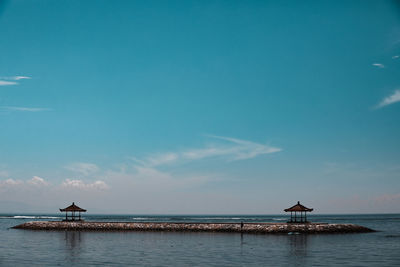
0;0;400;214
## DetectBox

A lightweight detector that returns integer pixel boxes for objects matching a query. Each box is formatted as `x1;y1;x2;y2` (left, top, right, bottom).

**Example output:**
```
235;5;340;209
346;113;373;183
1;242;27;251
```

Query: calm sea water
0;214;399;266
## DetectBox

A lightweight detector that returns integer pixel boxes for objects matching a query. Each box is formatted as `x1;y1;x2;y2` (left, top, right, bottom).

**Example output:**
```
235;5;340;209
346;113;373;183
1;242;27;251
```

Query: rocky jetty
12;221;374;234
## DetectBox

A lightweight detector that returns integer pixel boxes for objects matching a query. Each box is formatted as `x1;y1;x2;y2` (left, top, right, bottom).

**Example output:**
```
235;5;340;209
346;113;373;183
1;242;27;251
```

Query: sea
0;214;399;266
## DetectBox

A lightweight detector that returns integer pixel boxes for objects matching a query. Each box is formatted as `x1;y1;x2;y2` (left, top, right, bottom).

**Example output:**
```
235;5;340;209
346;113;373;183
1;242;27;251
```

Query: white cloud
65;162;99;176
0;75;31;86
1;178;23;186
0;176;48;188
145;153;179;166
204;135;282;160
376;90;400;108
0;81;17;86
372;63;385;68
61;179;109;190
0;106;51;112
142;135;281;167
12;76;31;80
27;176;49;186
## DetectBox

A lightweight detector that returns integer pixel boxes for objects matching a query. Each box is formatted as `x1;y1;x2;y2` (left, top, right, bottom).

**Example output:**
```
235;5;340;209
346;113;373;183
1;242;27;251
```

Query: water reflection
63;231;83;262
287;234;309;266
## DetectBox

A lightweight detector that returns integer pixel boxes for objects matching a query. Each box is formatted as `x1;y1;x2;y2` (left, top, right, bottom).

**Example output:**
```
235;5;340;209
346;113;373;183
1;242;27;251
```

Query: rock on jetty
12;221;374;234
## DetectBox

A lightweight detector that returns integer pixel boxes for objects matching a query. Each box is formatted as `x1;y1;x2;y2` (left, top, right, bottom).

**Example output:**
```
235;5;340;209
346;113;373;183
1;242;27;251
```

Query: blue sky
0;0;400;214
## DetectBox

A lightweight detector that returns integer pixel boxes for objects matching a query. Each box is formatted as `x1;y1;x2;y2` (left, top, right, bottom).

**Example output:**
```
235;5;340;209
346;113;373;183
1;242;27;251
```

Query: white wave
132;217;148;220
272;218;287;221
0;216;60;219
196;217;243;220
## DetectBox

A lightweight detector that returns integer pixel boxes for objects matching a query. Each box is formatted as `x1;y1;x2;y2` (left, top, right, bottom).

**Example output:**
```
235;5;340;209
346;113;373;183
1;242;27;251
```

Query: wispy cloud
140;135;281;167
0;178;23;186
61;179;109;190
376;90;400;109
142;153;179;167
0;75;31;86
0;176;49;188
27;176;49;186
1;176;105;195
12;76;31;80
0;81;17;86
372;63;385;68
0;75;31;81
204;135;282;160
0;106;51;112
65;162;99;176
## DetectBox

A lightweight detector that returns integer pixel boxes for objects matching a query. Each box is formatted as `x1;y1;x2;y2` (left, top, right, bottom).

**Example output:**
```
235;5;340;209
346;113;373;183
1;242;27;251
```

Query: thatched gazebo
60;202;86;221
284;201;313;223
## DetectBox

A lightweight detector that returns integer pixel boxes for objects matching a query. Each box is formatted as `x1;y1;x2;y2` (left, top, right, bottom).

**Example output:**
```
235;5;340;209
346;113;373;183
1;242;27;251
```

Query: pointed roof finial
297;201;300;204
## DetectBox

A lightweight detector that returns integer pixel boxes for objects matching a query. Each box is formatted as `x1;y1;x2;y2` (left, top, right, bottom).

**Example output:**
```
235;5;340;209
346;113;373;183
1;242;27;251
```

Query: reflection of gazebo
284;201;313;223
60;202;86;221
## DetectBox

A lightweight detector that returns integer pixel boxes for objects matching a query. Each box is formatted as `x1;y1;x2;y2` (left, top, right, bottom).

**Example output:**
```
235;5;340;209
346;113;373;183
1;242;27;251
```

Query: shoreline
12;221;375;234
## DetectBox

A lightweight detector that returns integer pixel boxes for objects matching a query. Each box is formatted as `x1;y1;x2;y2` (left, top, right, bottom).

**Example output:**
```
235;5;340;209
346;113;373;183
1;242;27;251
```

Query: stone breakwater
12;221;374;234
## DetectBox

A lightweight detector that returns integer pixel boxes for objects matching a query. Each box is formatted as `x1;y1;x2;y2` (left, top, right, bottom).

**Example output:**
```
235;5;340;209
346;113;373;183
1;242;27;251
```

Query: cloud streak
0;81;17;86
12;76;31;80
65;162;100;176
376;90;400;109
372;63;384;68
0;176;49;188
141;135;281;167
0;178;23;186
27;176;49;186
0;176;107;191
61;179;109;190
0;106;51;112
0;75;31;86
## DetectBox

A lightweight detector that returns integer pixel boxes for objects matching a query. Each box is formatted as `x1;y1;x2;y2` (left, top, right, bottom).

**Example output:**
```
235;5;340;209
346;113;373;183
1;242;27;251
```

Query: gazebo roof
60;202;87;212
284;201;313;212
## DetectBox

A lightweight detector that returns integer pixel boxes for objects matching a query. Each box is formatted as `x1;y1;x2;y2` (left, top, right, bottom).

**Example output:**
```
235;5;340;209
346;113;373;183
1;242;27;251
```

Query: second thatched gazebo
284;201;313;223
60;202;86;221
